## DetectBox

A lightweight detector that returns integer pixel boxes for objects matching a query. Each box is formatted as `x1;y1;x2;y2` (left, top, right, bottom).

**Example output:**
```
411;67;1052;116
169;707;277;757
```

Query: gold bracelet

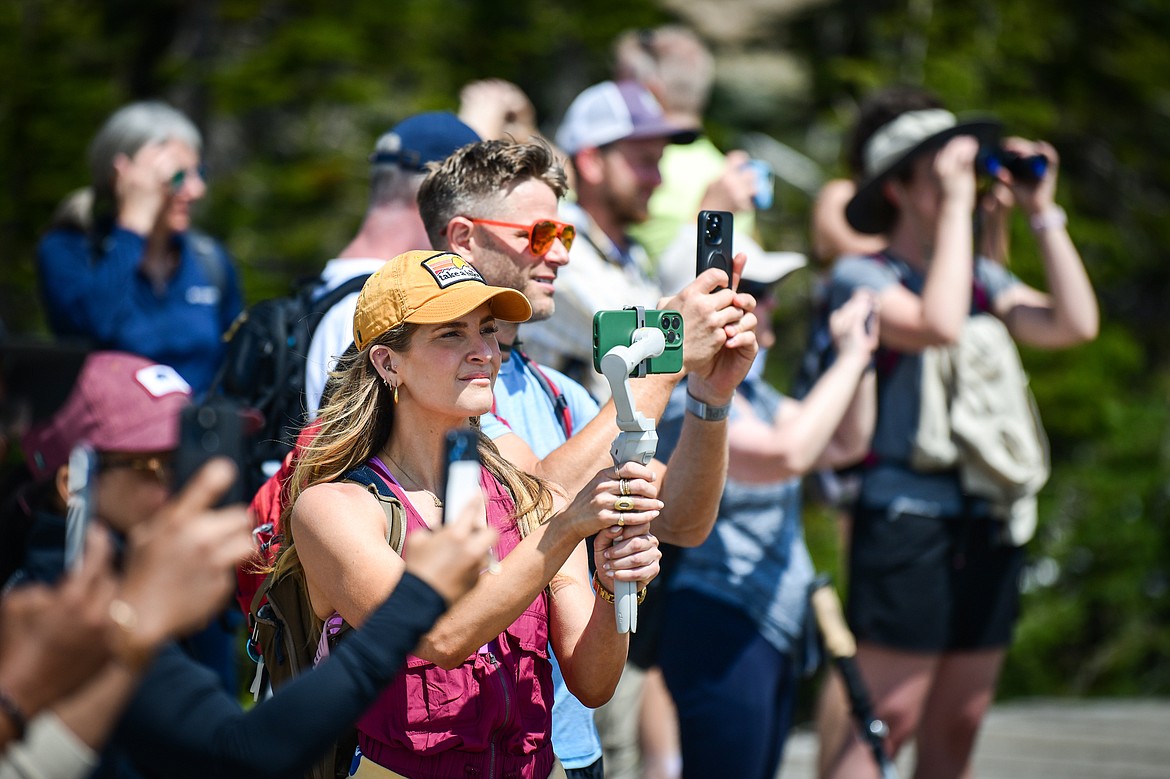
592;571;647;605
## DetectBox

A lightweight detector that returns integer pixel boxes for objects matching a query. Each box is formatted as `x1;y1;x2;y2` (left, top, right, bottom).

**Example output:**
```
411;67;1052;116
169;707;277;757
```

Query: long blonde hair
272;322;553;578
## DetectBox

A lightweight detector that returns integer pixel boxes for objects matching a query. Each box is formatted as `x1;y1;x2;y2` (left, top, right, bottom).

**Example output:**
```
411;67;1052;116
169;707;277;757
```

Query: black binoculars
977;148;1048;183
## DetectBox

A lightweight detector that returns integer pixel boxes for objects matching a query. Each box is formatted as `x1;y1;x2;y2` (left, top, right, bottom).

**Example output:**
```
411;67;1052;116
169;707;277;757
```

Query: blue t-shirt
481;348;602;769
828;253;1018;515
37;227;242;395
656;378;815;662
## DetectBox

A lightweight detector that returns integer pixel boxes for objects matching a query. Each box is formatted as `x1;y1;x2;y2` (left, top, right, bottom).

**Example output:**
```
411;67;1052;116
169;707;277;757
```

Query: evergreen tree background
2;0;1167;698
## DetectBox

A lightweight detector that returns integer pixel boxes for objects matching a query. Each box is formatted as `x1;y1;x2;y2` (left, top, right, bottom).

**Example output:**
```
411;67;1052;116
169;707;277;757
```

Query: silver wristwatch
685;391;731;421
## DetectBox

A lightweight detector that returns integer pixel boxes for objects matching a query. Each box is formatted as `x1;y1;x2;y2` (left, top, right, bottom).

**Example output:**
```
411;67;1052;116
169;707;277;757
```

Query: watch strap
685;391;731;421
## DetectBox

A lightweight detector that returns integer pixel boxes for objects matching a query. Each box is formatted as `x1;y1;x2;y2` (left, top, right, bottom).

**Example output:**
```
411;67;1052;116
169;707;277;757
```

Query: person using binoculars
821;89;1098;779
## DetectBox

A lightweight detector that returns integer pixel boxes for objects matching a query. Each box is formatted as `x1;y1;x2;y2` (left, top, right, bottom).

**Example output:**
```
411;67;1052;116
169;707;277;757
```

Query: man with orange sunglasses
518;80;700;401
419;138;757;779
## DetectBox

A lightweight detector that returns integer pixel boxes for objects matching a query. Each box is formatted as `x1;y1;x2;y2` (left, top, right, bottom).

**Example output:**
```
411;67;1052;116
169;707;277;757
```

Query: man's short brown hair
418;139;568;250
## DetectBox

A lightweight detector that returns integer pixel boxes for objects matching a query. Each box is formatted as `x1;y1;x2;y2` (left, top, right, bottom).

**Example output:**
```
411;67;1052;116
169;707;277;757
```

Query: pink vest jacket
356;459;555;779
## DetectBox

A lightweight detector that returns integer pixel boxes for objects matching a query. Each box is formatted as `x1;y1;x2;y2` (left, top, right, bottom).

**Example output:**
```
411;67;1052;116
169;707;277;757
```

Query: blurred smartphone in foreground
442;429;480;526
64;443;98;570
173;399;245;505
442;429;498;572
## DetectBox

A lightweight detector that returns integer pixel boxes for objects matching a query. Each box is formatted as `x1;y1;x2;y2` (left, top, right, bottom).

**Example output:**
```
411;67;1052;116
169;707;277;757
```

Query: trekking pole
810;574;900;779
598;321;668;634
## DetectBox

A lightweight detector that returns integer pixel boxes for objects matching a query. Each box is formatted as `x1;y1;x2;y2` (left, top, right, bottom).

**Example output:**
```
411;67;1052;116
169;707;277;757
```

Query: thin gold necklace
384;452;443;508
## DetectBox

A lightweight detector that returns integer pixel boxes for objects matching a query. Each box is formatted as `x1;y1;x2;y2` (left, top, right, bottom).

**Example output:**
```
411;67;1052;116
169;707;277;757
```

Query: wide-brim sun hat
352;250;532;350
845;109;1002;235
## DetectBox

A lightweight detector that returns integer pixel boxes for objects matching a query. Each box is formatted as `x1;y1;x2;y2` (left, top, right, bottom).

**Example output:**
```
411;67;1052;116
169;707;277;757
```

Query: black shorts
846;502;1025;652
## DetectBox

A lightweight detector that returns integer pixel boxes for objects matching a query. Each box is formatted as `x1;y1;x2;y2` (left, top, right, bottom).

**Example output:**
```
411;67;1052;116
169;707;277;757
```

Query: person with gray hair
302;111;479;415
37;100;242;396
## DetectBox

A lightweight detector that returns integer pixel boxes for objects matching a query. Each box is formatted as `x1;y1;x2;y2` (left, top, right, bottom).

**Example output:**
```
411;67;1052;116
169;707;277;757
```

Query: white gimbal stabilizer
598;307;670;634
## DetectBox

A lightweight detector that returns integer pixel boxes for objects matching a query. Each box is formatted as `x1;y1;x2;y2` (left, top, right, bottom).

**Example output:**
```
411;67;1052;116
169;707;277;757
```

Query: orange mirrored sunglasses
470;218;575;256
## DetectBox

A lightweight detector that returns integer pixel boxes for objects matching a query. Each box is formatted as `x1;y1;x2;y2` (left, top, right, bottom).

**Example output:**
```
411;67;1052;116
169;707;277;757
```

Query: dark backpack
249;464;406;779
210;273;371;500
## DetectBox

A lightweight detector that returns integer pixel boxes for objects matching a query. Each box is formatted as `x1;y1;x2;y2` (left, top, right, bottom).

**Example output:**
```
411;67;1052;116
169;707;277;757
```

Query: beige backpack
912;314;1050;544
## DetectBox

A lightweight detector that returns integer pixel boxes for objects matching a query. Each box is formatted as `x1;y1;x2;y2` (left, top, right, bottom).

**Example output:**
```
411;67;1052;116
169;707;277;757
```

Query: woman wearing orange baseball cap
276;250;662;779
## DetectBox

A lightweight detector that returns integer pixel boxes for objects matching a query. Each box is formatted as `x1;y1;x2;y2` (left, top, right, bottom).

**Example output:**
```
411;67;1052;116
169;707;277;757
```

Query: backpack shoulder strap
510;347;574;438
305;272;373;328
342;464;407;555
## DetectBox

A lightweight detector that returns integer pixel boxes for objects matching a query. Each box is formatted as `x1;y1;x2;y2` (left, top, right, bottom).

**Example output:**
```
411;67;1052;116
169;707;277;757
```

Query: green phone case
592;309;684;376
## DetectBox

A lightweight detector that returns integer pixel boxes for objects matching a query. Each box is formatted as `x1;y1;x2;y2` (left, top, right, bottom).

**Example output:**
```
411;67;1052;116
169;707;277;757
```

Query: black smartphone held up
592;308;685;376
173;398;245;506
696;210;734;289
64;443;98;570
441;429;481;526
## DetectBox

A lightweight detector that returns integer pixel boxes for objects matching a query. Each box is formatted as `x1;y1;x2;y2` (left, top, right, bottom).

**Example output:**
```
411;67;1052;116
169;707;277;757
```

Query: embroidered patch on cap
135;365;192;398
423;253;485;288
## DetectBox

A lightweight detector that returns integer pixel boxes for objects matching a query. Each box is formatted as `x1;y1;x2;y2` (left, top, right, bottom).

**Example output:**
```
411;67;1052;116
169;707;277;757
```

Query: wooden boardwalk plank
778;698;1170;778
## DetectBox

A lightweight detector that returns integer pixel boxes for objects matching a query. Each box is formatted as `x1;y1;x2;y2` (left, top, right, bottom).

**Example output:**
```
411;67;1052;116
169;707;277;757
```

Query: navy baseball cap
369;112;480;171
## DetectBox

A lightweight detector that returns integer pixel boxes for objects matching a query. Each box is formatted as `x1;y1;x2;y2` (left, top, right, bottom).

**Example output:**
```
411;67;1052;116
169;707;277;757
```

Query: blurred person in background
518;79;697;400
822;91;1097;779
654;259;878;779
459;78;541;144
36;104;245;691
612;24;761;285
37;101;242;398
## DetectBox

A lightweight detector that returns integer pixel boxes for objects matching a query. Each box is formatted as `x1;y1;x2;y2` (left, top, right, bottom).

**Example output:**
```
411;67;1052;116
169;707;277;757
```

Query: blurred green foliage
2;0;1168;699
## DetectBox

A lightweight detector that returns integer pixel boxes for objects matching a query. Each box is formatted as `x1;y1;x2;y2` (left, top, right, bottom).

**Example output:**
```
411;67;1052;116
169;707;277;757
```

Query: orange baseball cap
352;250;531;350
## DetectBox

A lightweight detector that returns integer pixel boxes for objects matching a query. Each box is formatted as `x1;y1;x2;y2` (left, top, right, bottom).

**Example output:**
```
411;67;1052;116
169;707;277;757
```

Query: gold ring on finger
614;496;635;513
619;478;632;496
616;515;625;527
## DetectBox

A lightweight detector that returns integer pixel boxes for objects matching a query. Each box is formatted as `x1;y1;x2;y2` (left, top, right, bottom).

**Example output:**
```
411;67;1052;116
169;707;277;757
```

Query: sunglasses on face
170;164;208;192
469;218;576;256
98;452;174;485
